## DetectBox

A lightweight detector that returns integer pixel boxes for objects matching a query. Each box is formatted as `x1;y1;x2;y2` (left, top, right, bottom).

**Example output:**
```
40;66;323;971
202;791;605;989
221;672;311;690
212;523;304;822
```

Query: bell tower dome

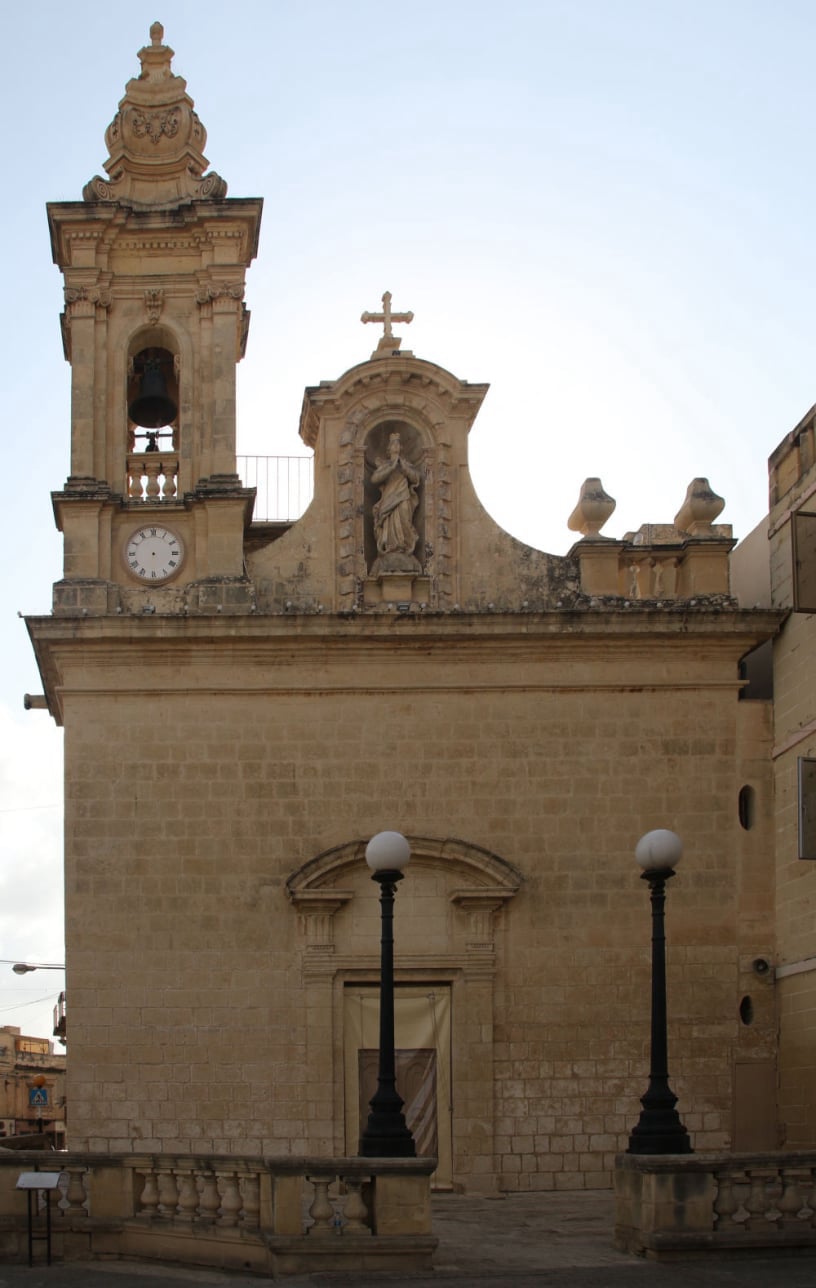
47;23;262;614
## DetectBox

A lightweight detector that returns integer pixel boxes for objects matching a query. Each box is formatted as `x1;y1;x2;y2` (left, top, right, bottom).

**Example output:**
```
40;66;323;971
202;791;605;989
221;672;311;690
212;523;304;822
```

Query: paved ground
1;1191;815;1287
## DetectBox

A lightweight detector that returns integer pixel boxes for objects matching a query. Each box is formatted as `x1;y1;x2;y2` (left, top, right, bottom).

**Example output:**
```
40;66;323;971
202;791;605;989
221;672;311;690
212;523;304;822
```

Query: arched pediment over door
286;834;523;963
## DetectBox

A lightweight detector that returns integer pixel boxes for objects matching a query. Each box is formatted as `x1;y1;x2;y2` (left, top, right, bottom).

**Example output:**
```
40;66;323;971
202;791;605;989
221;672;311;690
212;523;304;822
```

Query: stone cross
361;291;414;338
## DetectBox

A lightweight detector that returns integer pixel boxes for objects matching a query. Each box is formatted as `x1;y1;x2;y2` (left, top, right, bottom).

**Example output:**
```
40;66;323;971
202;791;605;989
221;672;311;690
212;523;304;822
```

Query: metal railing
237;455;313;523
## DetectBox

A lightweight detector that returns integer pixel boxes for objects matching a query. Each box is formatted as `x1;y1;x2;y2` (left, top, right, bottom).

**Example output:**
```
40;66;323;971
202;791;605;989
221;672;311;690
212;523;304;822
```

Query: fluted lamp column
359;830;416;1158
627;829;693;1155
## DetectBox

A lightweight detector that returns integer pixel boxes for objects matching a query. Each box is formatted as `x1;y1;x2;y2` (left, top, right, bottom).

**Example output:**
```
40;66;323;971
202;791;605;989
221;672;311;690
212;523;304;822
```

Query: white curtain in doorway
343;984;452;1188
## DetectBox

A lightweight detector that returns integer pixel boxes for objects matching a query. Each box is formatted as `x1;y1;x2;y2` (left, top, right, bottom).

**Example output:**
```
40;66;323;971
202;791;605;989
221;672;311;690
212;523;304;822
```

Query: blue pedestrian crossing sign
28;1088;48;1107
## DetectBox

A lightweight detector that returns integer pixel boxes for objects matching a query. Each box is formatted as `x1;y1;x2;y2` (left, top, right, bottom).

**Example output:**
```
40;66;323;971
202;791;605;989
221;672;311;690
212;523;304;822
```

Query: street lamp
359;830;416;1158
627;829;693;1155
11;964;67;1045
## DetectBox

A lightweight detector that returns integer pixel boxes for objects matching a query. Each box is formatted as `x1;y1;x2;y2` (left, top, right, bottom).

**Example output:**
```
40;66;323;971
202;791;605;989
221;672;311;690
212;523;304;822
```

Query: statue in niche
370;432;422;575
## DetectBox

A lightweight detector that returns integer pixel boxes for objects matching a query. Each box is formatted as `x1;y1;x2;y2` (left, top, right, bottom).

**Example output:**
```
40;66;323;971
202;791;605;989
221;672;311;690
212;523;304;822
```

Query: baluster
805;1169;816;1226
159;466;178;500
765;1171;782;1226
174;1168;198;1222
745;1171;772;1229
240;1173;260;1230
713;1171;740;1228
127;469;140;500
157;1167;179;1218
138;1167;160;1217
341;1177;370;1234
217;1172;242;1228
198;1172;220;1223
306;1175;335;1236
144;460;161;499
778;1169;807;1226
63;1166;87;1217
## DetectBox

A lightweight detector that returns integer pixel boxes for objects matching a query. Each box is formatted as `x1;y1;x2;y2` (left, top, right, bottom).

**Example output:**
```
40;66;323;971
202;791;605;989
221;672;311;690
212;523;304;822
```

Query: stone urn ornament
568;478;616;537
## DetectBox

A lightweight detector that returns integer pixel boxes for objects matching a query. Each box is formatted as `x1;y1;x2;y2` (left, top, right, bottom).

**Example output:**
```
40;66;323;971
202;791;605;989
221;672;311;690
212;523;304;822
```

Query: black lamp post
627;828;693;1155
359;830;416;1158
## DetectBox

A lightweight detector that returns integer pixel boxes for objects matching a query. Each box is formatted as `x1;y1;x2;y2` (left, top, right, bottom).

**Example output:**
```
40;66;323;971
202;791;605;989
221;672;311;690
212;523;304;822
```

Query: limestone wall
40;608;777;1187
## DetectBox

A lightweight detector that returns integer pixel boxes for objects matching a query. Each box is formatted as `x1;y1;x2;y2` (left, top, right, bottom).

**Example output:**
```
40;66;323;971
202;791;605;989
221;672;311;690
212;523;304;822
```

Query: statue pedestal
364;573;431;607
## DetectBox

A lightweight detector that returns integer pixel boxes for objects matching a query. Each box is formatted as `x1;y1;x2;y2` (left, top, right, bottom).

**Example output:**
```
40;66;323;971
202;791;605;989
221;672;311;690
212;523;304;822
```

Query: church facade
27;27;798;1192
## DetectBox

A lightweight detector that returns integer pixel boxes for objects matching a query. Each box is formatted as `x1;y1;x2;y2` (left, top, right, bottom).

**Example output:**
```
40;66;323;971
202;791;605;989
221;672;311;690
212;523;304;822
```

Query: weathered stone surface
26;24;799;1202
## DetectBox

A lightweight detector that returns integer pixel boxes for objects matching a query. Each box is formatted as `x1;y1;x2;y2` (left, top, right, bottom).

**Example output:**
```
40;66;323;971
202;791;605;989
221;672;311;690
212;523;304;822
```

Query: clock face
125;526;185;582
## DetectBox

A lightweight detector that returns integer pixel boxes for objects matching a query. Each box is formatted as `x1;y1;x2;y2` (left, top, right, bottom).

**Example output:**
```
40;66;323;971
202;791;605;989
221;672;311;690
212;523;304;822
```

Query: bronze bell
128;356;178;429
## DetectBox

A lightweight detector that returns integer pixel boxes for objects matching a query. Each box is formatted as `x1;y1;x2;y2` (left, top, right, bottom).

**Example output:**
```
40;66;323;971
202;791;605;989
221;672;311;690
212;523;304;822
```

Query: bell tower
47;22;262;614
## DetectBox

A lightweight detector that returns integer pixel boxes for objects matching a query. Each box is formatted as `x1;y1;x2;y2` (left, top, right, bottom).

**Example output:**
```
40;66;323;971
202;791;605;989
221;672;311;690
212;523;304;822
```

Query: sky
3;0;816;1037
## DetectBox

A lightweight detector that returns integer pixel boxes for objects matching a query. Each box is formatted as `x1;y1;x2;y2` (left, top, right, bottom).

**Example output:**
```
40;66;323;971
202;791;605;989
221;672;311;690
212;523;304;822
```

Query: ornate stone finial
567;478;616;537
361;291;414;357
82;25;227;209
674;478;725;535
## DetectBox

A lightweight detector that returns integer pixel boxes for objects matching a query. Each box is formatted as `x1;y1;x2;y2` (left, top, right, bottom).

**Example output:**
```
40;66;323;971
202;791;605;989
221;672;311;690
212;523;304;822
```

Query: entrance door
344;984;452;1188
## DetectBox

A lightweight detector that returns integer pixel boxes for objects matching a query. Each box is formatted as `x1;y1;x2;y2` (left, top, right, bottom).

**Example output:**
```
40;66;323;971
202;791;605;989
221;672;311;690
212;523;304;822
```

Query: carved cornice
48;200;262;273
195;283;245;305
63;286;112;320
300;357;488;433
195;228;247;243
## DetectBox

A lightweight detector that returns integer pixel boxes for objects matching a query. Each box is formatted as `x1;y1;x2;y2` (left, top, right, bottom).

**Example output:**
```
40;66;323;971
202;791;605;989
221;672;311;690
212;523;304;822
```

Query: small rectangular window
792;510;816;612
798;757;816;859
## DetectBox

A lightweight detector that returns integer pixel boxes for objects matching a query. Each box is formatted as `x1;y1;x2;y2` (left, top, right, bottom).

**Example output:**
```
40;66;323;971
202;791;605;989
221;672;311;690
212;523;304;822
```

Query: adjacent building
732;407;816;1154
0;1027;66;1148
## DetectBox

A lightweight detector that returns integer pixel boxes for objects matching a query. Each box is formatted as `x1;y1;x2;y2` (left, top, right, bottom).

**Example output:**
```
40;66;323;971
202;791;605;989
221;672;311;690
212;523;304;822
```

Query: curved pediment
299;354;488;449
286;834;523;899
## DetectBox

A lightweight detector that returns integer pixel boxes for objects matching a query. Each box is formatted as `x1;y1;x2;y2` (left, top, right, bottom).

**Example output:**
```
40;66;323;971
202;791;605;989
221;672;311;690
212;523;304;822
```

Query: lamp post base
627;1083;693;1155
359;1126;417;1158
359;1100;416;1158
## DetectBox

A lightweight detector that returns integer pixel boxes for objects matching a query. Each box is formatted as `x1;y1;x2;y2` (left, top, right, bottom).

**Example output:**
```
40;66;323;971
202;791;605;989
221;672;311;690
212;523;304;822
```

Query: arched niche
338;402;441;609
363;419;426;576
